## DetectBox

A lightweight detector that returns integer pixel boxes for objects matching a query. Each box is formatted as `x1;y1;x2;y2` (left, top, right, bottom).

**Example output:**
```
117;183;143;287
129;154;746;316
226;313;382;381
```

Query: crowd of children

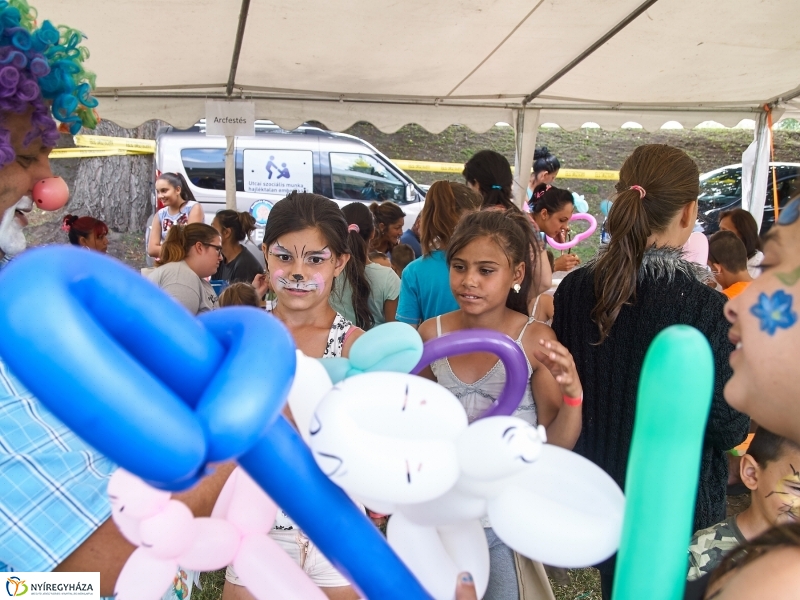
1;3;800;597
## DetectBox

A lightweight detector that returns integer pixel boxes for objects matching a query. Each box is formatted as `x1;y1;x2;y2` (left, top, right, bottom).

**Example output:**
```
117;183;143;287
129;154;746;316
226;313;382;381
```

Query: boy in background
708;230;753;299
688;428;800;580
390;243;415;278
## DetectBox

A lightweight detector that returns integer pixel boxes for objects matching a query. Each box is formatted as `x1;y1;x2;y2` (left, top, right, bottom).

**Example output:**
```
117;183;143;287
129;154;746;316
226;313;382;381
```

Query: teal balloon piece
320;321;424;383
612;325;714;600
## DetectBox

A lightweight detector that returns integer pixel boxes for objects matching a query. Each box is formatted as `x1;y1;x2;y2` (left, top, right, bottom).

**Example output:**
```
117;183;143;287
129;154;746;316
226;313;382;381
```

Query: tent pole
745;111;771;230
223;0;250;212
513;108;540;208
226;0;251;97
225;135;236;210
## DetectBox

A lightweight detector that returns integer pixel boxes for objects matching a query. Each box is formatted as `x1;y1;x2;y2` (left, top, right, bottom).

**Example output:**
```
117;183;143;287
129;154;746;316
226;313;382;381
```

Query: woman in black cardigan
552;145;749;599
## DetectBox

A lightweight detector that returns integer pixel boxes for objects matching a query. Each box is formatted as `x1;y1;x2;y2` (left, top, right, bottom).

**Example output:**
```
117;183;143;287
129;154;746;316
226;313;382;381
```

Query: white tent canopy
37;0;800;132
37;0;800;208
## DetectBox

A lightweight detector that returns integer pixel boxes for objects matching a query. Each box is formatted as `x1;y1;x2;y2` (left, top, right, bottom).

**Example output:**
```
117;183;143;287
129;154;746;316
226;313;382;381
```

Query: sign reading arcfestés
5;572;99;598
205;100;255;137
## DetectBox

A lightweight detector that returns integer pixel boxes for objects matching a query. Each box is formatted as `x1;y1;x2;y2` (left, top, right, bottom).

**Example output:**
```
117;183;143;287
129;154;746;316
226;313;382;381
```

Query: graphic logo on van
265;156;291;180
250;200;274;226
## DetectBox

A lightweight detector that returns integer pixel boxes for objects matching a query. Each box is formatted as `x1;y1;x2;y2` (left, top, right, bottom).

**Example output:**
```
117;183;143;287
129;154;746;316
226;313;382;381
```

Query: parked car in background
696;162;800;235
147;121;427;264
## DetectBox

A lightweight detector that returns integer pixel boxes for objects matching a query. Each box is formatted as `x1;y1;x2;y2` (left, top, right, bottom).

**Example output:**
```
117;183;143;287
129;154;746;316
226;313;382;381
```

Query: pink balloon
178;518;241;571
111;510;142;546
139;500;196;559
683;232;709;265
210;466;238;520
234;535;328;600
114;548;177;600
31;176;69;211
226;468;278;534
108;469;171;520
546;213;598;250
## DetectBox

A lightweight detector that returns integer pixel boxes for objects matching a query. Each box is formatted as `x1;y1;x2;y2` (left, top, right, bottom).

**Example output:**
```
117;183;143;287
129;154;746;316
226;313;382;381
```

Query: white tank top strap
516;316;536;343
530;294;541;318
436;315;443;338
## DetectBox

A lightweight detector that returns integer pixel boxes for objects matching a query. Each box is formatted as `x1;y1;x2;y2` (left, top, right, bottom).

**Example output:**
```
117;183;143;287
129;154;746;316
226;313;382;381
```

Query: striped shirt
0;359;115;572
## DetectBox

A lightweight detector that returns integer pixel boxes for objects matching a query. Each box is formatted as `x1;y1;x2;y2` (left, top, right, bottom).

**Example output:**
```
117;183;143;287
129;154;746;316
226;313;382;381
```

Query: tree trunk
71;120;163;233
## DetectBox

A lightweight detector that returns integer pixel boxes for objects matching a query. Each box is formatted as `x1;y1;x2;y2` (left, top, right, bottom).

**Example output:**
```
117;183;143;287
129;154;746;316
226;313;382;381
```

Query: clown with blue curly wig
0;0;97;268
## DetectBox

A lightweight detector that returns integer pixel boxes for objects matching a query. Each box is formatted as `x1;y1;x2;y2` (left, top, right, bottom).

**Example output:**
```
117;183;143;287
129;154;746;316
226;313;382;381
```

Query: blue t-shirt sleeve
396;266;421;325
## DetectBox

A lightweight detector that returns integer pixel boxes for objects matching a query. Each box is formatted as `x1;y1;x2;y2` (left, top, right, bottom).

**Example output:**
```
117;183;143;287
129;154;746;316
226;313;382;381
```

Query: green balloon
612;325;714;600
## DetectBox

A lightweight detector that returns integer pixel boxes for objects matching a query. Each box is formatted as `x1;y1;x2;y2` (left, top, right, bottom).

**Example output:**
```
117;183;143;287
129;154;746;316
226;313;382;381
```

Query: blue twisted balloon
0;246;433;600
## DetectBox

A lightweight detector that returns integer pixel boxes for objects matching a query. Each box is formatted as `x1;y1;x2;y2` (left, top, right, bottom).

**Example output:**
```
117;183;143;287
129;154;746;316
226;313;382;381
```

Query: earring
513;283;521;293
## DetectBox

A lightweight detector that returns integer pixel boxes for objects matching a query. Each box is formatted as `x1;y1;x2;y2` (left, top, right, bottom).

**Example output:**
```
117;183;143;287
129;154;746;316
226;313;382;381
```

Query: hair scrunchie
629;185;646;199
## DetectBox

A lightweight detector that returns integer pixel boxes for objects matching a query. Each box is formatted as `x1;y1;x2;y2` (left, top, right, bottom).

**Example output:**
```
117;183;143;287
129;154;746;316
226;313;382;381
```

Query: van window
330;153;404;202
181;149;226;190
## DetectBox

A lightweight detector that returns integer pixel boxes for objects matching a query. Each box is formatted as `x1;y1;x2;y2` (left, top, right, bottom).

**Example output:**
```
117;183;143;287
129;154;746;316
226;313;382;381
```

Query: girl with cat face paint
225;192;365;600
257;192;365;360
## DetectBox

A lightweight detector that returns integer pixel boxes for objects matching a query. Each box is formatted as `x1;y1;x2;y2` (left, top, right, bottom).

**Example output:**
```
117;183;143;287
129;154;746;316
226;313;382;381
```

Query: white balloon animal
288;359;626;600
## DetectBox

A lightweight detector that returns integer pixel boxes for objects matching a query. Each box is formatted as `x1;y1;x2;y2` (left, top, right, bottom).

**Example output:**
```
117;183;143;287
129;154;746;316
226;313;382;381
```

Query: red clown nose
32;176;69;211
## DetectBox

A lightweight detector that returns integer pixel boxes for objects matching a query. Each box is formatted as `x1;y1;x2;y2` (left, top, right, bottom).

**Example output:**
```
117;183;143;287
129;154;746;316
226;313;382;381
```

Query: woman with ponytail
147;223;222;314
551;145;749;598
463;149;516;210
396;181;483;327
62;214;109;253
147;172;205;260
331;202;400;328
211;209;264;285
526;146;561;201
528;184;580;272
368;201;406;256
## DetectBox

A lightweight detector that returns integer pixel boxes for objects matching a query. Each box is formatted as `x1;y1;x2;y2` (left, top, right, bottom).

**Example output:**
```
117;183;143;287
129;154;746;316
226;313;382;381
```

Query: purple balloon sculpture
412;329;529;419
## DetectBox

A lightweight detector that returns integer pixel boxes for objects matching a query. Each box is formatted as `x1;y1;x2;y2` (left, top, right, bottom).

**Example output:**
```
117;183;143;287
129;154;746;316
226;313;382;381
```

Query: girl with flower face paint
725;198;800;446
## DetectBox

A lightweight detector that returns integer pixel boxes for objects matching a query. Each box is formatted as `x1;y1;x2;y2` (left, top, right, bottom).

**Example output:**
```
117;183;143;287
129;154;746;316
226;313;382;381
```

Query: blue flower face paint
778;199;800;226
750;290;798;335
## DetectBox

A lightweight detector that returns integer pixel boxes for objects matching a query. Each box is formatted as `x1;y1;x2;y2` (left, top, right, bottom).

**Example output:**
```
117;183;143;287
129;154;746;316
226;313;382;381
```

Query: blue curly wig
0;0;98;167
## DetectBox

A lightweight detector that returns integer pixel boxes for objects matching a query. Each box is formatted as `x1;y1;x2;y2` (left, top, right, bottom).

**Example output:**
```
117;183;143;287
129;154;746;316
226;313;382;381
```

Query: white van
152;121;426;240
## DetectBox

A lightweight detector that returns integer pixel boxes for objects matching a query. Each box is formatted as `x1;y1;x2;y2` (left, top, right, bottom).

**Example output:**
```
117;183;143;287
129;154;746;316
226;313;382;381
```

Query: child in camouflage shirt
687;427;800;580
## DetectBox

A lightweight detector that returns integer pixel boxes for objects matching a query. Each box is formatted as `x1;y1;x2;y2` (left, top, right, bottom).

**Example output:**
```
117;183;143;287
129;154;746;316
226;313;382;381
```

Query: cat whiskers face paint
765;463;800;523
268;241;330;295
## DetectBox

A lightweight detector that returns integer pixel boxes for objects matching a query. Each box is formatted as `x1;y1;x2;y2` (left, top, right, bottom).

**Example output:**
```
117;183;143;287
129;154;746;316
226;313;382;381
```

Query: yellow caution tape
50;147;153;159
392;160;464;174
557;168;619;180
73;135;156;152
57;138;620;181
393;159;618;180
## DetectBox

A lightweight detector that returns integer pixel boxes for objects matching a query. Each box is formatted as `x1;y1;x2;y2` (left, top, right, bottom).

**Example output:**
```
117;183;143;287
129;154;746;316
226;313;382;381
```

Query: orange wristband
563;393;583;407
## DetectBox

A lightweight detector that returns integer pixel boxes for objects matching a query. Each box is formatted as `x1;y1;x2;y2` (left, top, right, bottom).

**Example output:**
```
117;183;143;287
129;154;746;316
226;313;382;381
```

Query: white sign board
205;100;255;137
243;149;314;195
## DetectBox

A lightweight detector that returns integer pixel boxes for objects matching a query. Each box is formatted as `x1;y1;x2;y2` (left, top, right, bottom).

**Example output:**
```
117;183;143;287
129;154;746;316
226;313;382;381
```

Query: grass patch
551;568;602;600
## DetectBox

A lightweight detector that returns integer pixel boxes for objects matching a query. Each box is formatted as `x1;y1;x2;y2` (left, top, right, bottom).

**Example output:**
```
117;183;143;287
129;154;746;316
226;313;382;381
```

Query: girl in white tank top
417;209;584;600
417;210;584;448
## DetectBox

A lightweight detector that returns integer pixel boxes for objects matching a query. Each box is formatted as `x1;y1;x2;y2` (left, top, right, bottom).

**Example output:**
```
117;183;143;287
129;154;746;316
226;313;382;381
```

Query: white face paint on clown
0;195;31;258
